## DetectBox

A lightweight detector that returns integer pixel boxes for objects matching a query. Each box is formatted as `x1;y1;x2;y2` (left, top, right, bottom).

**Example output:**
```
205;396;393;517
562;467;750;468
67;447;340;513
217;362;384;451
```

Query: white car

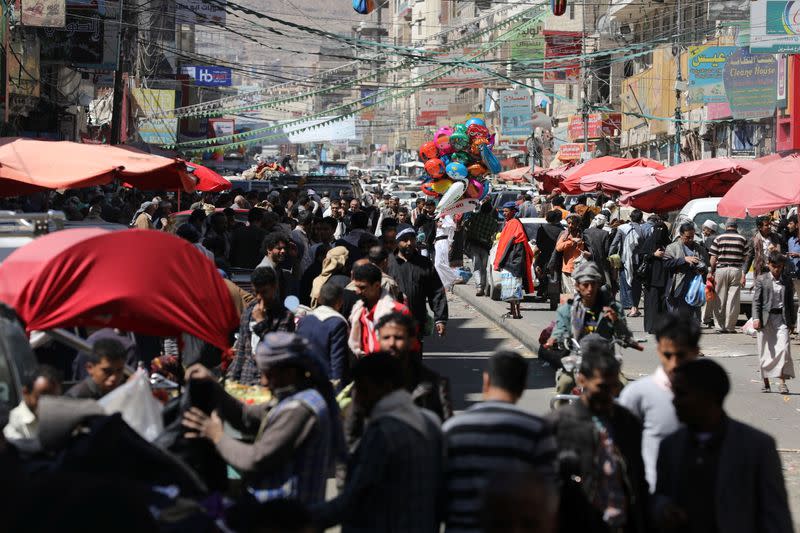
391;190;420;210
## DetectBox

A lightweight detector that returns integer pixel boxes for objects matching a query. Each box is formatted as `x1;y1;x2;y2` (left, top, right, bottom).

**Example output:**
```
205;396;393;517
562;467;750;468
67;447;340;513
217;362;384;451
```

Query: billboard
510;22;545;73
543;31;582;83
499;89;532;138
285;116;359;144
176;0;226;25
567;113;621;141
750;0;800;53
687;45;737;104
416;91;450;126
132;89;178;145
22;0;66;27
722;48;778;120
182;66;232;87
426;45;485;88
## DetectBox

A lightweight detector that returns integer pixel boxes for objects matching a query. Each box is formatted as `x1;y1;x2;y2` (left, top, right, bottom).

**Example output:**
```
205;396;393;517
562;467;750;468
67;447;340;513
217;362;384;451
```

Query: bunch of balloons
418;117;500;217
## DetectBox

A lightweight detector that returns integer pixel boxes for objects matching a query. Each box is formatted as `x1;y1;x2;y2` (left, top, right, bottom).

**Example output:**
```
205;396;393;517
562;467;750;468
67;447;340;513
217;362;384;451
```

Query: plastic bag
99;369;164;442
742;317;758;337
685;274;707;308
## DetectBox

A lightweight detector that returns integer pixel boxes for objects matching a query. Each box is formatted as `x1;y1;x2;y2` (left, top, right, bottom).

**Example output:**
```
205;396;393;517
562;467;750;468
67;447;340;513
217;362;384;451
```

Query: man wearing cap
501;201;518;227
699;220;720;328
708;219;748;333
543;261;639;394
388;224;449;340
182;332;343;506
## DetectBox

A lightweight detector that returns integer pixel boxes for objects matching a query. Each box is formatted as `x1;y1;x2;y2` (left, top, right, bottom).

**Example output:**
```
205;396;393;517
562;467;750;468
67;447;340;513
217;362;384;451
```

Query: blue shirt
788;236;800;276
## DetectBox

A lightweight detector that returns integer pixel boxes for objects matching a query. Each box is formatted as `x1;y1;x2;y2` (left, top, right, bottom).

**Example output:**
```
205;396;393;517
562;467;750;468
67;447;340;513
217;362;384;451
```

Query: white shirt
772;275;785;310
3;401;42;453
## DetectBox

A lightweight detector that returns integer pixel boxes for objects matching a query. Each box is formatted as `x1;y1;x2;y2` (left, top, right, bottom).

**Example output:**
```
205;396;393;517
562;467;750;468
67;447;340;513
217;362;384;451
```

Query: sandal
761;384;772;393
627;311;642;318
779;384;790;394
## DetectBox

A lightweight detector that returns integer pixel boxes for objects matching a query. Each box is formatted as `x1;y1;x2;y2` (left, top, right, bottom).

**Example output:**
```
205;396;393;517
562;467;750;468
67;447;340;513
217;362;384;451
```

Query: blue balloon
480;144;501;174
439;155;451;166
445;162;468;180
465;117;486;128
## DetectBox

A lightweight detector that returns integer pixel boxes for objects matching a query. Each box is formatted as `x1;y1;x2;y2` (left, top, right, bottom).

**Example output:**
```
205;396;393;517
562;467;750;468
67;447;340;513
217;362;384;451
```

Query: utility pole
673;0;683;164
110;0;125;145
580;0;590;160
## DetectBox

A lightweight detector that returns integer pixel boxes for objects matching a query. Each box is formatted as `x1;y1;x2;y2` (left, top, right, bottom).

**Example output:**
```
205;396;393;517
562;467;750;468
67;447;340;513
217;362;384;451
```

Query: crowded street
4;0;800;530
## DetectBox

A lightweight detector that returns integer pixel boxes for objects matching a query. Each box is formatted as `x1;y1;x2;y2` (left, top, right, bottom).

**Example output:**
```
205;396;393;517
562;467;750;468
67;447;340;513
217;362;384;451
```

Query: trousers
713;266;741;332
470;246;489;290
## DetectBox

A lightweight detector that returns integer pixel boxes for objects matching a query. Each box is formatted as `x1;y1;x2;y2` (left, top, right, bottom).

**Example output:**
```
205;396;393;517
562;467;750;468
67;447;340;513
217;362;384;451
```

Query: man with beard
388;226;448;341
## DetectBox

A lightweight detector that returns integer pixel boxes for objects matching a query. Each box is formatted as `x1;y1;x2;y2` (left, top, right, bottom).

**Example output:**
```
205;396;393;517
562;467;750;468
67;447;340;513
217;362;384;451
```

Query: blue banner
182;66;232;87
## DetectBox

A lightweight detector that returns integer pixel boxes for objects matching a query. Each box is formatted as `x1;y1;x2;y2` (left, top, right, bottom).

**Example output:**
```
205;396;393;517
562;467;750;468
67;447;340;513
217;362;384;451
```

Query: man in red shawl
493;202;535;319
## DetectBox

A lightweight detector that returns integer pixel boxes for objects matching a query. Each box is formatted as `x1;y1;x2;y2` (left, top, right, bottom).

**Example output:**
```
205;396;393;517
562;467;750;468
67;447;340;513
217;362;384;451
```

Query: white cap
702;220;718;231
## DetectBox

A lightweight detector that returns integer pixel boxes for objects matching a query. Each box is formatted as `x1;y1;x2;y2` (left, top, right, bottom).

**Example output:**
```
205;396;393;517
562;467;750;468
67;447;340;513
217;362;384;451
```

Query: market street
424;289;800;525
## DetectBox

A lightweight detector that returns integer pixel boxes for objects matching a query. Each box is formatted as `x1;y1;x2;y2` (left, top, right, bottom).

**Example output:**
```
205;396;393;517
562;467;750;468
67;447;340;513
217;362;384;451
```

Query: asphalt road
423;288;800;525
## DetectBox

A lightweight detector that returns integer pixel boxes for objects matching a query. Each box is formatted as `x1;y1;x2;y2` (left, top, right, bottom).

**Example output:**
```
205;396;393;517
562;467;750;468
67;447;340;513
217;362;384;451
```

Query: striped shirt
709;231;747;267
442;401;558;533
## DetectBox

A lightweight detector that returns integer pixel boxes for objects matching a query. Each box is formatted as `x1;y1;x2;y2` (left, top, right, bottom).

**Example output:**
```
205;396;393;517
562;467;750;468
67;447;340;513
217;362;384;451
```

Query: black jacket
388;251;448;328
548;401;648;533
536;222;564;269
229;225;267;269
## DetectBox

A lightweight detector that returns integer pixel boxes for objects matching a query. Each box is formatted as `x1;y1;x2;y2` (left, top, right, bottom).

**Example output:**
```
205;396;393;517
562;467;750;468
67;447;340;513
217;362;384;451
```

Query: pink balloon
436;126;454;139
466;178;484;199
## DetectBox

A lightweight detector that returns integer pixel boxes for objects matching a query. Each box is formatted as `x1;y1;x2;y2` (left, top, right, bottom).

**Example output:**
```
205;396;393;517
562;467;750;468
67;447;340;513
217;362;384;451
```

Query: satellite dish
284;295;300;313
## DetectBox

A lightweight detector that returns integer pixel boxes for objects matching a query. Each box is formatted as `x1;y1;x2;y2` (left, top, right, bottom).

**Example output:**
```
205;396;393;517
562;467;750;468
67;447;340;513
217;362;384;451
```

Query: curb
452;285;541;354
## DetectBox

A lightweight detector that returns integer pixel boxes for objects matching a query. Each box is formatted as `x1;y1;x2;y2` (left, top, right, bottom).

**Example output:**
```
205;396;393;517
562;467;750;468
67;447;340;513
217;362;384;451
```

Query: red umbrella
0;137;195;196
184;161;232;192
534;163;574;193
653;158;761;184
718;154;800;218
578;167;660;195
0;228;238;349
497;166;536;182
560;156;665;195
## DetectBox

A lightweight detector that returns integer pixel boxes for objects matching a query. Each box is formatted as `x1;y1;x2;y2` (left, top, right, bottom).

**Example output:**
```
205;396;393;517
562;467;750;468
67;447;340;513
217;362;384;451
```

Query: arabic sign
559;142;595;161
749;0;800;53
499;89;532;139
176;0;226;25
428;45;486;88
687;45;737;104
543;30;582;83
39;0;119;69
567;113;621;141
417;91;450;126
510;22;545;72
181;66;232;86
722;48;778;119
22;0;66;27
132;89;178;144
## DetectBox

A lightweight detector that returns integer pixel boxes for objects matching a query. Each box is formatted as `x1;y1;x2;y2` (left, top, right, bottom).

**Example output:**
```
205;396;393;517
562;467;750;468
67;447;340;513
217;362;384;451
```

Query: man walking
610;209;645;316
618;313;700;492
700;220;719;328
653;358;793;533
348;263;410;358
708;219;747;333
549;343;649;533
443;350;557;532
463;201;498;296
388;226;448;339
313;353;442;532
745;215;784;279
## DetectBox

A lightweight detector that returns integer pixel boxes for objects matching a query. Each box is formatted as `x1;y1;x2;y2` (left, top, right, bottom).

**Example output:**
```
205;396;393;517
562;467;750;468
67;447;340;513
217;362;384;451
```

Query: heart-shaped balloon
421;182;440;197
432;177;453;194
480;144;501;174
467;162;488;177
424;158;445;178
445;162;468;180
450;152;472;166
467;124;490;140
465;117;486;128
418;141;438;161
466;178;484;199
450;131;469;151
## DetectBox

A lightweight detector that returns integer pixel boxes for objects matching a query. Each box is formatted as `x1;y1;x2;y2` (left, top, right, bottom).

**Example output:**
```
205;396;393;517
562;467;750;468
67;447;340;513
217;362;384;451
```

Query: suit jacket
654;418;793;533
745;231;784;275
753;271;796;328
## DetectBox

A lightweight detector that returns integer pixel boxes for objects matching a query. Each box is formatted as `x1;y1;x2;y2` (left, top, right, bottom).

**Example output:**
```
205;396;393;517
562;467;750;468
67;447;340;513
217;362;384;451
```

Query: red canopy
0;137;195;196
560;156;665;194
533;163;574;193
184;161;232;192
653;158;761;184
497;166;537;183
718;154;800;218
578;167;660;194
0;228;238;349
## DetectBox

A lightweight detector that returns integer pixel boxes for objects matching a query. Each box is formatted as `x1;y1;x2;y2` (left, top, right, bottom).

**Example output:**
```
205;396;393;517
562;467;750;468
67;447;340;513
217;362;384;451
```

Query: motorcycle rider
542;261;642;396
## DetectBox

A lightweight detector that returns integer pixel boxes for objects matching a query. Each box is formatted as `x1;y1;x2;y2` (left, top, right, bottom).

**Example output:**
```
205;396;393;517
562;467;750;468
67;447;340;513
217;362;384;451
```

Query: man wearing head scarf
183;332;343;506
311;246;351;308
583;213;612;289
494;204;535;320
131;201;158;229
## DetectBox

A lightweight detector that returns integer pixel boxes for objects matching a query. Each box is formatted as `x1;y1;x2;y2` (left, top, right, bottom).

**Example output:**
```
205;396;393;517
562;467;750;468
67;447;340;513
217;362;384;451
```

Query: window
567;85;574;100
569;4;575;19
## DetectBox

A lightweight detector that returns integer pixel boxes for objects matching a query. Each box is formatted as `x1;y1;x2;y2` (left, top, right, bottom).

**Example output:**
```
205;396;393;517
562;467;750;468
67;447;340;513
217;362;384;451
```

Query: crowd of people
0;182;797;532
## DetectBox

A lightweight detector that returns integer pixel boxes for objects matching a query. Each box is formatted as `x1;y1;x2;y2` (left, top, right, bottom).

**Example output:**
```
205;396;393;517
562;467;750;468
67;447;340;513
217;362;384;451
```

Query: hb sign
183;66;232;87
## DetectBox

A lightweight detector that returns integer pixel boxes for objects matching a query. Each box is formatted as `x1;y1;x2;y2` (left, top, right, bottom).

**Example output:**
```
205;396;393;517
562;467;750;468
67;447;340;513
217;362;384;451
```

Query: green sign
510;22;545;66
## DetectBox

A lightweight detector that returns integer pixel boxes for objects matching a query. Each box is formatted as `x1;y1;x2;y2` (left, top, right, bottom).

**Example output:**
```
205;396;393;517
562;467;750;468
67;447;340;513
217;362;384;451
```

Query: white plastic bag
742;317;758;337
98;369;164;442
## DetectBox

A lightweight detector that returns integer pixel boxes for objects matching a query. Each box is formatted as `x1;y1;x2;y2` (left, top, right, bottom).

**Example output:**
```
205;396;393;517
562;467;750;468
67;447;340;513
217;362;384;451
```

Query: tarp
718;154;800;218
578;167;660;194
0;137;195;196
653;158;761;184
560;156;665;194
498;166;539;182
533;163;574;193
184;161;232;192
0;229;238;349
